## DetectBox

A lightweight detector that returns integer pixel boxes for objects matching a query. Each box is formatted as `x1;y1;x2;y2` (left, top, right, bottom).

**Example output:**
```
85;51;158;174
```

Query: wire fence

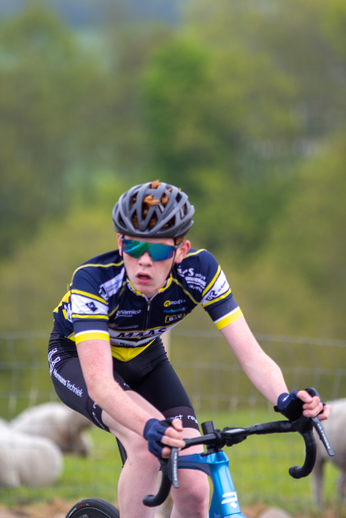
0;329;345;509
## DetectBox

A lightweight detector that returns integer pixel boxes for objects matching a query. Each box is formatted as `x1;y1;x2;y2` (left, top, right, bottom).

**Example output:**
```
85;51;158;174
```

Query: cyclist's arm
76;339;185;447
220;316;327;418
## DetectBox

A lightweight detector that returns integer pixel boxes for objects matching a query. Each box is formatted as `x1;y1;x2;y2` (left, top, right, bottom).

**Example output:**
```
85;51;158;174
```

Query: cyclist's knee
172;470;209;517
114;430;159;469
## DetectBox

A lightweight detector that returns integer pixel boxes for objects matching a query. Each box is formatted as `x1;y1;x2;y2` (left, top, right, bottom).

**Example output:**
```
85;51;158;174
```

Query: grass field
0;408;343;517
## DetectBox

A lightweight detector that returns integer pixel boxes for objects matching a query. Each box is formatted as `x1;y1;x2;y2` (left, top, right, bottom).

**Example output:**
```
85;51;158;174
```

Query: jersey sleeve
198;251;243;330
70;267;110;345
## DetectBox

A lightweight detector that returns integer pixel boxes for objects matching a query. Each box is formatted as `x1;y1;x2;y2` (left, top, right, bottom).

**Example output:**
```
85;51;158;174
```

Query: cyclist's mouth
136;273;152;282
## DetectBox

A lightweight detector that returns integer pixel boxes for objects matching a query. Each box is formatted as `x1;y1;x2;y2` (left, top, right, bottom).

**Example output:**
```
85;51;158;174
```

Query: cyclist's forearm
76;339;152;436
89;375;153;435
220;317;288;405
240;353;288;404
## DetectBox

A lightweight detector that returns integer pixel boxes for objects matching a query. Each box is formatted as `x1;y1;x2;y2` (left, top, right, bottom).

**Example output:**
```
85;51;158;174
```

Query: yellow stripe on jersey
202;288;232;308
53;291;70;313
202;265;221;297
71;313;108;320
110;340;154;362
75;330;110;345
171;278;198;305
185;249;207;258
214;307;243;330
71;260;124;281
71;289;107;305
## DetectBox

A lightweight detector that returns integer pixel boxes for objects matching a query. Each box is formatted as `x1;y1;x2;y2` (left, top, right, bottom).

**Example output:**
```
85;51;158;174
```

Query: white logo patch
201;270;230;305
99;269;125;301
71;294;107;316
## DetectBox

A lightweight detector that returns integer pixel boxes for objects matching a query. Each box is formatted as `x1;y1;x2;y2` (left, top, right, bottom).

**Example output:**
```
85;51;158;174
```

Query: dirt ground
0;499;74;518
0;500;344;518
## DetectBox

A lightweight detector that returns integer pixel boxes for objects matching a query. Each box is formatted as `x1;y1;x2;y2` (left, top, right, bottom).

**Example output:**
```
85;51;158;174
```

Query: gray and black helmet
112;181;195;239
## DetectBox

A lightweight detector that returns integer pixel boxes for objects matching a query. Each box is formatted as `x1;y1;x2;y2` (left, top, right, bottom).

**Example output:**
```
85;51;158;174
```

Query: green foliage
0;4;111;256
234;130;346;338
1;0;346;338
0;178;126;332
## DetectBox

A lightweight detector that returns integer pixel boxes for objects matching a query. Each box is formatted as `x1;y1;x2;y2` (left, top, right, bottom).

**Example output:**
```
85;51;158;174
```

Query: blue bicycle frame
178;452;246;518
143;416;334;515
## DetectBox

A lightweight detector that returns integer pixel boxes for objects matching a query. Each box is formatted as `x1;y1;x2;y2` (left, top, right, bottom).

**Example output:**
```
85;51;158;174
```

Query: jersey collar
126;272;173;299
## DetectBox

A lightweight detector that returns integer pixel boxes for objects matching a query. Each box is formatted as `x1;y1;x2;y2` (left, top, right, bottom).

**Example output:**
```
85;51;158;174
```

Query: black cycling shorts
48;328;199;432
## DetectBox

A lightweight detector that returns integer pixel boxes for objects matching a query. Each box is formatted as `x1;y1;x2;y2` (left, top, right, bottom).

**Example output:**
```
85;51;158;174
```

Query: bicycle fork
178;452;247;518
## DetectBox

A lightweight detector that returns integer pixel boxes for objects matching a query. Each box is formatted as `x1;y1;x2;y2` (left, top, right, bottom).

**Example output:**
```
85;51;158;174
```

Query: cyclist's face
118;234;190;299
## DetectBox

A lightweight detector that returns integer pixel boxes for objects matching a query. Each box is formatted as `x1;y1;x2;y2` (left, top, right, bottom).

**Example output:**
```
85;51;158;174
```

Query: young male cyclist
48;180;329;518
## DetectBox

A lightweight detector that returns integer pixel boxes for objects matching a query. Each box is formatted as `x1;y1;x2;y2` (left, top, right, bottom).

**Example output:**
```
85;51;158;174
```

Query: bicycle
65;414;333;518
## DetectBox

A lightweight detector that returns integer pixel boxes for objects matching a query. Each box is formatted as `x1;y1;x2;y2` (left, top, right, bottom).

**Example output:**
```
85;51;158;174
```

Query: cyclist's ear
117;234;124;256
175;240;190;264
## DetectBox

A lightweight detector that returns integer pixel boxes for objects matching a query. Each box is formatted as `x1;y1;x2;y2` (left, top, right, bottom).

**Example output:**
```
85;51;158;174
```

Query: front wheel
65;498;120;518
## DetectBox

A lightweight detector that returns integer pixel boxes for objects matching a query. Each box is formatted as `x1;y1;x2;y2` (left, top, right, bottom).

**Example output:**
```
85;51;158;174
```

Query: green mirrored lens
122;240;149;258
122;240;175;261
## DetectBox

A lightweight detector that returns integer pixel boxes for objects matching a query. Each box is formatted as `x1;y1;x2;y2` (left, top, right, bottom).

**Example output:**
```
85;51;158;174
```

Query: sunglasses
121;239;182;261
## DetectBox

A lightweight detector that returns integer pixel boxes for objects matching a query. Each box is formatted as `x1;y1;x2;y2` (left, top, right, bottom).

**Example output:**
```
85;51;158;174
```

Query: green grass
0;428;122;507
0;409;342;516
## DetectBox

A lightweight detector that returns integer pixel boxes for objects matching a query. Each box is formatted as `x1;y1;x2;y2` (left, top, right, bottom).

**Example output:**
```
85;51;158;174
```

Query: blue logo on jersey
86;302;97;312
164;307;187;314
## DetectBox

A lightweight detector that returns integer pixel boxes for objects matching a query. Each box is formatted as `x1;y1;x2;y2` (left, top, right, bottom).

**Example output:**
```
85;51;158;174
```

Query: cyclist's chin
133;278;159;298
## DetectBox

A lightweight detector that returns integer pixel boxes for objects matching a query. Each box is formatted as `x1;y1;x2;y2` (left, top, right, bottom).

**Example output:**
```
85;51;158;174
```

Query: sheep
0;427;63;488
10;402;93;456
312;398;346;504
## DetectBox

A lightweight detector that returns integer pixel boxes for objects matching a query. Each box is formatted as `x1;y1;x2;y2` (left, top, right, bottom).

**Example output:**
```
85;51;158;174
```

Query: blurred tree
0;177;126;332
0;3;108;257
141;33;299;262
99;23;174;179
237;129;346;339
141;0;346;264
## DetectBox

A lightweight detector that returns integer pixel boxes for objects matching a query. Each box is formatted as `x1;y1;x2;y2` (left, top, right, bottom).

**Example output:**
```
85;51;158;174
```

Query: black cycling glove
143;418;173;458
274;387;321;421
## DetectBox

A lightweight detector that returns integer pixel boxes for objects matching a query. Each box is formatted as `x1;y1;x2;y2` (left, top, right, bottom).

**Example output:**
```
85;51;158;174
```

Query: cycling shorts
48;328;199;432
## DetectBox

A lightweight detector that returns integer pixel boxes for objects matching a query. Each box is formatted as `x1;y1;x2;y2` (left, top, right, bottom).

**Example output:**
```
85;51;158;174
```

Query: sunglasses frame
120;237;182;261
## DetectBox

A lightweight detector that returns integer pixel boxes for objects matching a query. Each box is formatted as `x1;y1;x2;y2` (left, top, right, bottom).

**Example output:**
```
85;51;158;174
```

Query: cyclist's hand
297;390;330;421
275;388;329;421
161;418;185;458
143;417;185;459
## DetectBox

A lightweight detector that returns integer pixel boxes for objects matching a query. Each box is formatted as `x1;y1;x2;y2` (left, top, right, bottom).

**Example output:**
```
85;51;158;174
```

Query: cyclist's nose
138;251;153;265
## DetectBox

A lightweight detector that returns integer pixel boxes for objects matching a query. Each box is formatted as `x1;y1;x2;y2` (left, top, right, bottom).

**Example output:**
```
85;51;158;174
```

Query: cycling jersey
53;248;243;362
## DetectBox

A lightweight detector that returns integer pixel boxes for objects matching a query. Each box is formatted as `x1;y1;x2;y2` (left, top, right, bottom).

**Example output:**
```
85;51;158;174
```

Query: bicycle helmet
112;181;194;239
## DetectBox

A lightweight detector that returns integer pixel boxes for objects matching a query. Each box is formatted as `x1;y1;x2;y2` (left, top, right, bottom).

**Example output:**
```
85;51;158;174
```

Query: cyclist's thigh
177;427;204;455
129;341;199;432
48;331;110;432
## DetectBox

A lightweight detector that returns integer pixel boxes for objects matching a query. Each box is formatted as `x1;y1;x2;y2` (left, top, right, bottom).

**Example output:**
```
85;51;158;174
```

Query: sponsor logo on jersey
86;302;97;312
164;299;185;307
177;266;207;292
165;313;184;324
164;307;188;314
201;270;230;304
71;294;107;316
116;325;140;330
115;309;141;317
108;324;180;346
99;269;124;300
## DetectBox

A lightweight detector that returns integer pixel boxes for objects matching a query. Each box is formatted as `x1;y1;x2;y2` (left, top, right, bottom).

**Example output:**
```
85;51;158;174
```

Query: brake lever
142;448;179;507
167;447;180;489
311;416;334;457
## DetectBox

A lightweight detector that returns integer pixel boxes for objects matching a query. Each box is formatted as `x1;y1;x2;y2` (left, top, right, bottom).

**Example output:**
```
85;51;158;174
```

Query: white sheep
10;402;93;456
0;427;63;488
313;398;346;504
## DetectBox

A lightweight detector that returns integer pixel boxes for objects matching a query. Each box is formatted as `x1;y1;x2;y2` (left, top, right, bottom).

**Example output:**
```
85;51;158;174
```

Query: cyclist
48;180;329;518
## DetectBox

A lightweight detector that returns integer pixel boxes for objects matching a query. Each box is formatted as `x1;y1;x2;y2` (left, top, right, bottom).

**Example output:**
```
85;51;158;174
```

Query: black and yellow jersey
53;248;243;362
